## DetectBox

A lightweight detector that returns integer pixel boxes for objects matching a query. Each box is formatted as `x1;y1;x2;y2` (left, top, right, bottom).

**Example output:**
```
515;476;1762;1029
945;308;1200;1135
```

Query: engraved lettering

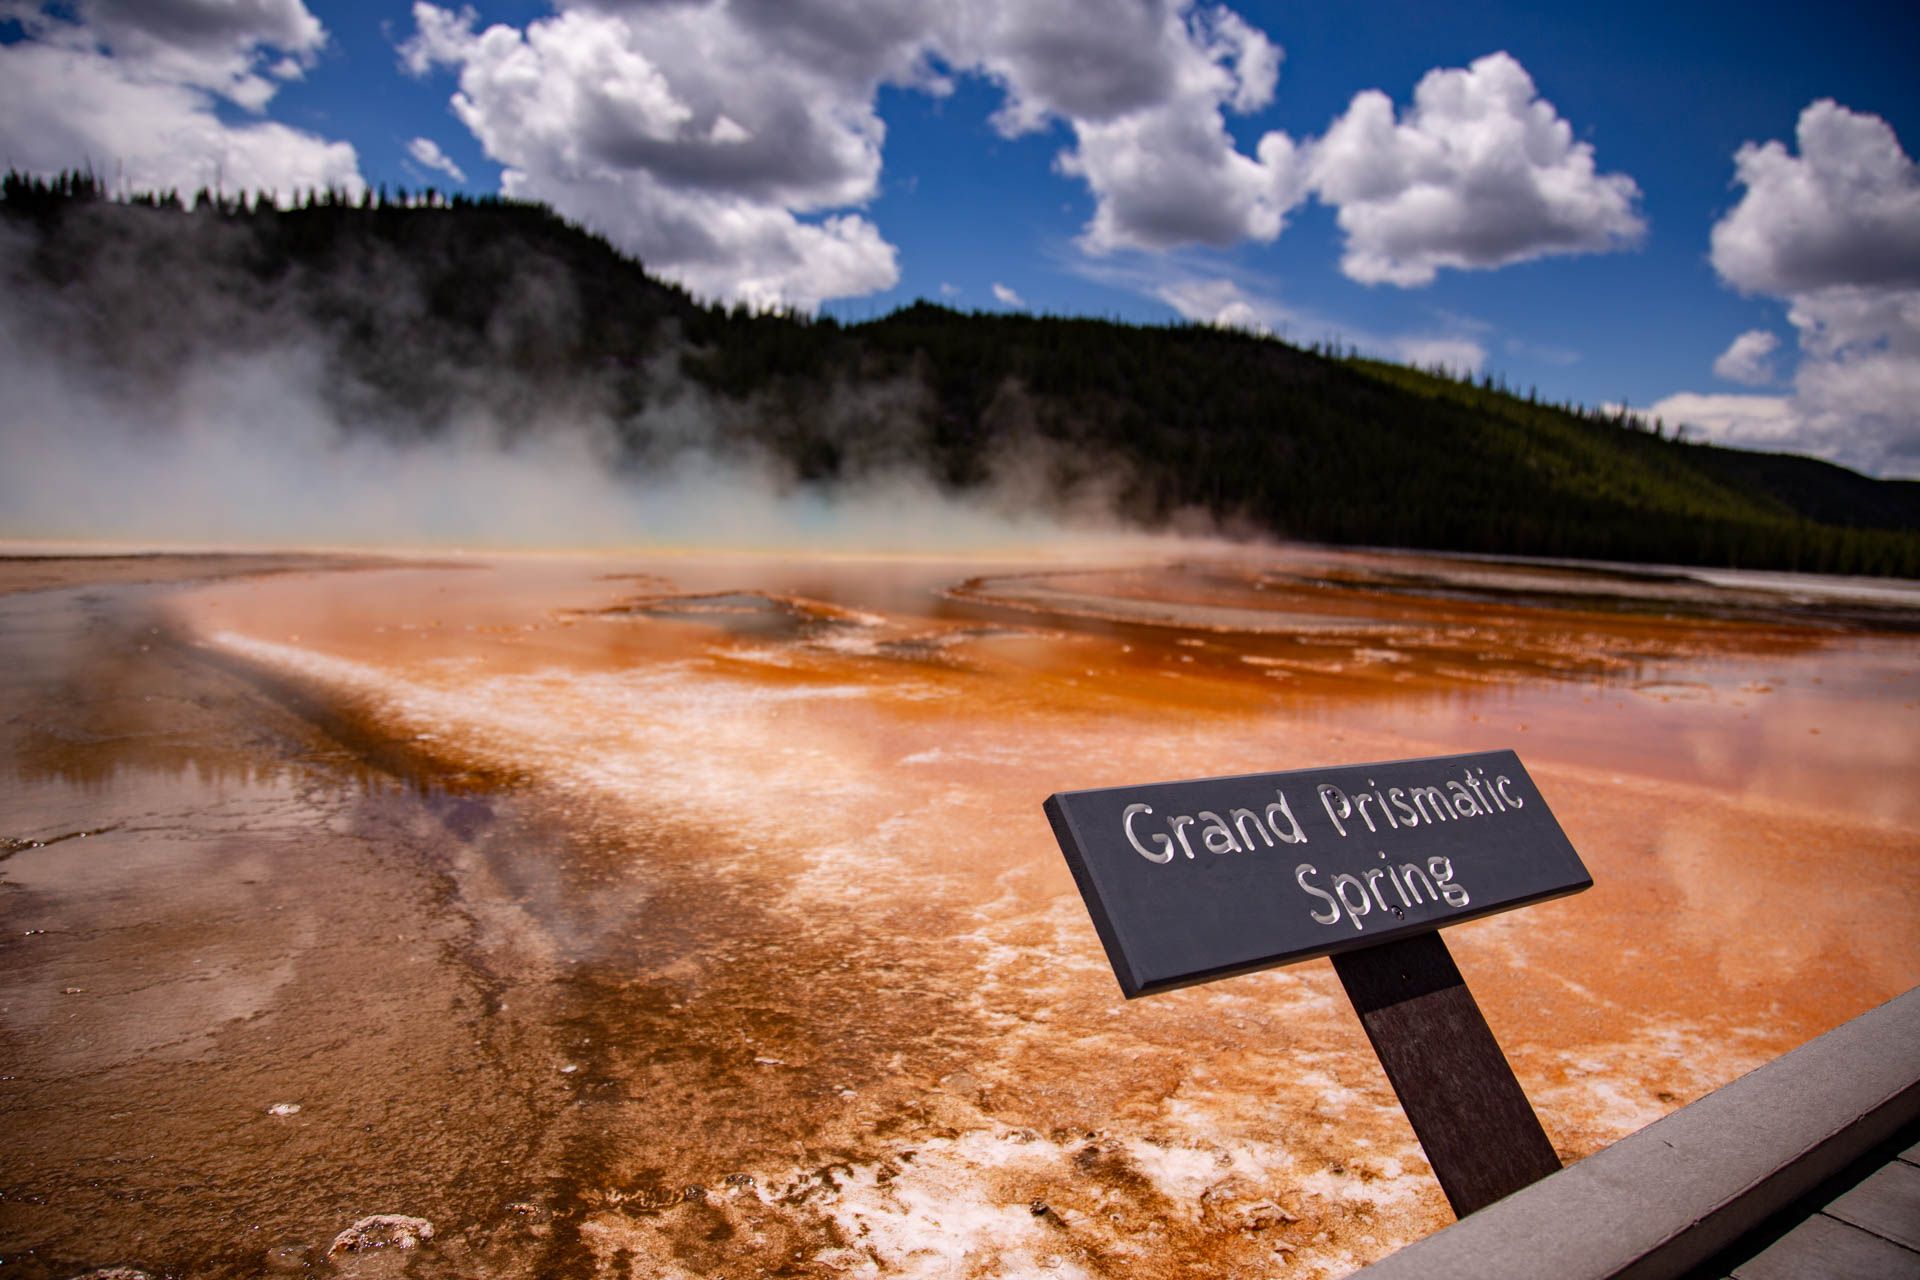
1372;781;1400;829
1385;857;1414;906
1353;790;1380;834
1364;866;1391;911
1410;785;1452;824
1317;784;1351;837
1428;856;1471;908
1398;862;1435;903
1123;803;1172;864
1295;863;1340;925
1266;791;1307;844
1446;779;1483;816
1332;873;1372;930
1198;811;1240;854
1479;766;1507;812
1169;814;1198;859
1388;786;1420;827
1230;807;1274;849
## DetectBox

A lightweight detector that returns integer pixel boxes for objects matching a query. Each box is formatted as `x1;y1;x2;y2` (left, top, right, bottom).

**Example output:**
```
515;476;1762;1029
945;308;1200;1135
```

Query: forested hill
5;171;1917;577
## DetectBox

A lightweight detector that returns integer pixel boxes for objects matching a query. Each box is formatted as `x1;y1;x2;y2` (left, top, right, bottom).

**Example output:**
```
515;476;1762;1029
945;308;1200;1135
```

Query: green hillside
5;170;1915;576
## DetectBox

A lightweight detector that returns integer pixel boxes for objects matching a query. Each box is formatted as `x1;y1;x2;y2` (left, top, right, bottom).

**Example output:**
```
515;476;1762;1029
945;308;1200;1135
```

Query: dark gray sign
1044;750;1591;997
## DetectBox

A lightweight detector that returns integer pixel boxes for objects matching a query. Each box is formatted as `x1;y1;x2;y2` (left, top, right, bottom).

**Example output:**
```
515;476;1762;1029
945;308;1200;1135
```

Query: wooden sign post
1044;749;1591;1218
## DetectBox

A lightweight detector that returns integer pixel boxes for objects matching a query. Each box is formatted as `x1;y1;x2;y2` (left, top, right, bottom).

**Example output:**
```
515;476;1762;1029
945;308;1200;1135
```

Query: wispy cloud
406;136;467;184
1073;253;1488;374
1505;337;1581;367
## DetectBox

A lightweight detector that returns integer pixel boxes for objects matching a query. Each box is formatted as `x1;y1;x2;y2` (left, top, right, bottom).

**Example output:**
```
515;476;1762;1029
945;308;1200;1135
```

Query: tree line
5;169;1915;577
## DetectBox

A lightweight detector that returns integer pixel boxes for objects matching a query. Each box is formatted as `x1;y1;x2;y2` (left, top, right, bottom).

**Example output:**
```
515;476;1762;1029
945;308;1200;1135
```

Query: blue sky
2;1;1917;475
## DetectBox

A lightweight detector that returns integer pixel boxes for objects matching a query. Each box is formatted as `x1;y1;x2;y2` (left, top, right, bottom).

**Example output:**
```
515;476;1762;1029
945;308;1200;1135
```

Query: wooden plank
1331;929;1560;1218
1731;1212;1920;1280
1339;987;1920;1280
1901;1137;1919;1167
1829;1160;1920;1251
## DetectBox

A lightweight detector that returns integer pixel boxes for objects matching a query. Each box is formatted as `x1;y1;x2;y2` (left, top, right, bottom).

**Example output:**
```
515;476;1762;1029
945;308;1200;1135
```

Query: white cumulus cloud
1307;52;1643;286
1710;99;1920;296
398;0;1314;302
402;1;909;310
5;0;1653;322
1712;330;1779;385
1641;392;1798;449
0;0;360;200
988;0;1305;253
396;5;1646;307
62;0;325;108
1660;101;1920;477
991;282;1025;308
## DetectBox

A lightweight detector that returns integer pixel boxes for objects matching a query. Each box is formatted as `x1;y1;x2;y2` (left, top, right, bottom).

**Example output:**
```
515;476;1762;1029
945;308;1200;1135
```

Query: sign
1044;749;1590;997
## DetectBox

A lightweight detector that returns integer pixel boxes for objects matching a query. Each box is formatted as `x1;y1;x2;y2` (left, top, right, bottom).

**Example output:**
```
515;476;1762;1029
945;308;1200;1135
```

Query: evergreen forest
6;171;1916;577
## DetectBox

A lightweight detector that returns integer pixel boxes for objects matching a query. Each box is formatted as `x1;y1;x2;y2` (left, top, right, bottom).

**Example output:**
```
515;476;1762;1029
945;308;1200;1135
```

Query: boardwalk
1717;1135;1920;1279
1351;985;1920;1279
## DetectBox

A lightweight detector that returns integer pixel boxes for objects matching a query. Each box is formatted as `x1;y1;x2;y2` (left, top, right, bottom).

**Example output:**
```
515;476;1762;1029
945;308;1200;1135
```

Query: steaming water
3;546;1917;1278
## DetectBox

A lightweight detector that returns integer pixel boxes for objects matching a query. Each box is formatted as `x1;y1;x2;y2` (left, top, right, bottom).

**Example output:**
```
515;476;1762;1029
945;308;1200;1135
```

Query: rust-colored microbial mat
2;546;1916;1278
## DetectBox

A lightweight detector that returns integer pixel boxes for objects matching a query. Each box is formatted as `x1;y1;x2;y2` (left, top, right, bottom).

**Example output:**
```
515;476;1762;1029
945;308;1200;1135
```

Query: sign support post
1044;749;1591;1221
1330;930;1561;1216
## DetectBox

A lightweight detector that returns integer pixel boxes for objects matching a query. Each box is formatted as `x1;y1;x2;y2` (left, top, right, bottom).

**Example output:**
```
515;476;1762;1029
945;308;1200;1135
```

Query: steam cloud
0;207;1149;553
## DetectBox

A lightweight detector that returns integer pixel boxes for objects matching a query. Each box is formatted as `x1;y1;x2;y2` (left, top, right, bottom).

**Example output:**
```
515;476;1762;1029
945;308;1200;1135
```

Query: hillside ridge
4;171;1914;577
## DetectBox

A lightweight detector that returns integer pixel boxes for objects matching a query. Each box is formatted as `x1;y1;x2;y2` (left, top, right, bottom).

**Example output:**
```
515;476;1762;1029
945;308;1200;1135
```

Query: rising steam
0;203;1151;553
